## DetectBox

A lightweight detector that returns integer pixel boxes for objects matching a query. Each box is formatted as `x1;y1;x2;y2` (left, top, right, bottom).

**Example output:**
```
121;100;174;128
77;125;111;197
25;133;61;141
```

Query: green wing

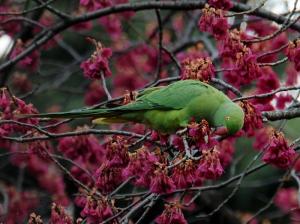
115;80;211;111
137;86;163;97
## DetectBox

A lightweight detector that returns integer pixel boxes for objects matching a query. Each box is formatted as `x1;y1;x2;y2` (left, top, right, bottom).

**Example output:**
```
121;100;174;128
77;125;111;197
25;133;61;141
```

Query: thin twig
101;72;112;100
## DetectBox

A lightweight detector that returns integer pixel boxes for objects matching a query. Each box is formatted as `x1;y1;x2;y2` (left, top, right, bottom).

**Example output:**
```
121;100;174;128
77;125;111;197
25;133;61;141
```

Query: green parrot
27;80;245;135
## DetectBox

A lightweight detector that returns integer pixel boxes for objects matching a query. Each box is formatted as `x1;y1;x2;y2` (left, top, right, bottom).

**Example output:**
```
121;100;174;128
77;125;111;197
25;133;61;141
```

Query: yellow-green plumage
29;80;245;134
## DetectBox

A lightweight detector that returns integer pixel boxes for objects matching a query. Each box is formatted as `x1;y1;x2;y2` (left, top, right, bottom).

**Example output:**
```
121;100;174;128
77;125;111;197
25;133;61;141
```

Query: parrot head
223;104;245;135
213;102;245;135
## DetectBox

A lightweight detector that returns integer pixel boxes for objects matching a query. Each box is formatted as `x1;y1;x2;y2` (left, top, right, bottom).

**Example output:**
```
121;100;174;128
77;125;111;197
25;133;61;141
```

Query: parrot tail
19;108;120;119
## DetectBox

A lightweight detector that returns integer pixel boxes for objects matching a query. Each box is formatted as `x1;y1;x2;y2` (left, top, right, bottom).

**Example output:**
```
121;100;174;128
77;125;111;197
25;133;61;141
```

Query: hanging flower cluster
197;148;224;179
150;164;176;194
171;158;200;188
181;57;215;82
239;101;263;136
0;88;38;136
198;4;229;40
122;146;156;183
50;203;73;224
286;40;300;71
235;47;262;85
80;39;112;79
80;193;115;223
220;29;263;87
187;119;217;149
95;135;129;194
262;131;295;169
156;203;187;224
58;126;105;186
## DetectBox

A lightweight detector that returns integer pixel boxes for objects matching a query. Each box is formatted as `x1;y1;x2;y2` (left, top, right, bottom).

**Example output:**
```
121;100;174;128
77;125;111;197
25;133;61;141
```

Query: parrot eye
225;116;230;121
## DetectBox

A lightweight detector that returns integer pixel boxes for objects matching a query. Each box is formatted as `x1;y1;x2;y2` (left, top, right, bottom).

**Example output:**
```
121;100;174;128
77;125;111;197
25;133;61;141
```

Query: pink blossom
96;162;124;194
10;39;40;71
70;162;93;186
219;29;245;59
253;127;273;150
155;204;187;224
285;63;299;86
257;67;280;93
248;21;287;63
239;101;263;137
198;4;229;40
234;47;262;85
150;131;169;145
222;48;261;88
208;0;233;10
0;89;39;134
286;40;300;71
197;148;223;179
58;127;104;186
50;203;73;224
150;166;175;194
105;135;130;167
58;126;105;164
27;140;52;161
262;131;295;169
188;120;217;149
177;48;209;62
172;135;185;151
80;40;112;79
247;20;277;37
123;147;158;187
171;159;200;188
181;57;215;82
81;195;115;223
217;139;235;168
276;94;293;110
10;138;71;206
0;88;11;112
272;32;288;51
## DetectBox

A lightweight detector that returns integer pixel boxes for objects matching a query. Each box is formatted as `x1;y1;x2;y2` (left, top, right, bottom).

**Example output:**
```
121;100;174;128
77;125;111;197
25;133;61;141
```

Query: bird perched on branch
25;80;245;135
